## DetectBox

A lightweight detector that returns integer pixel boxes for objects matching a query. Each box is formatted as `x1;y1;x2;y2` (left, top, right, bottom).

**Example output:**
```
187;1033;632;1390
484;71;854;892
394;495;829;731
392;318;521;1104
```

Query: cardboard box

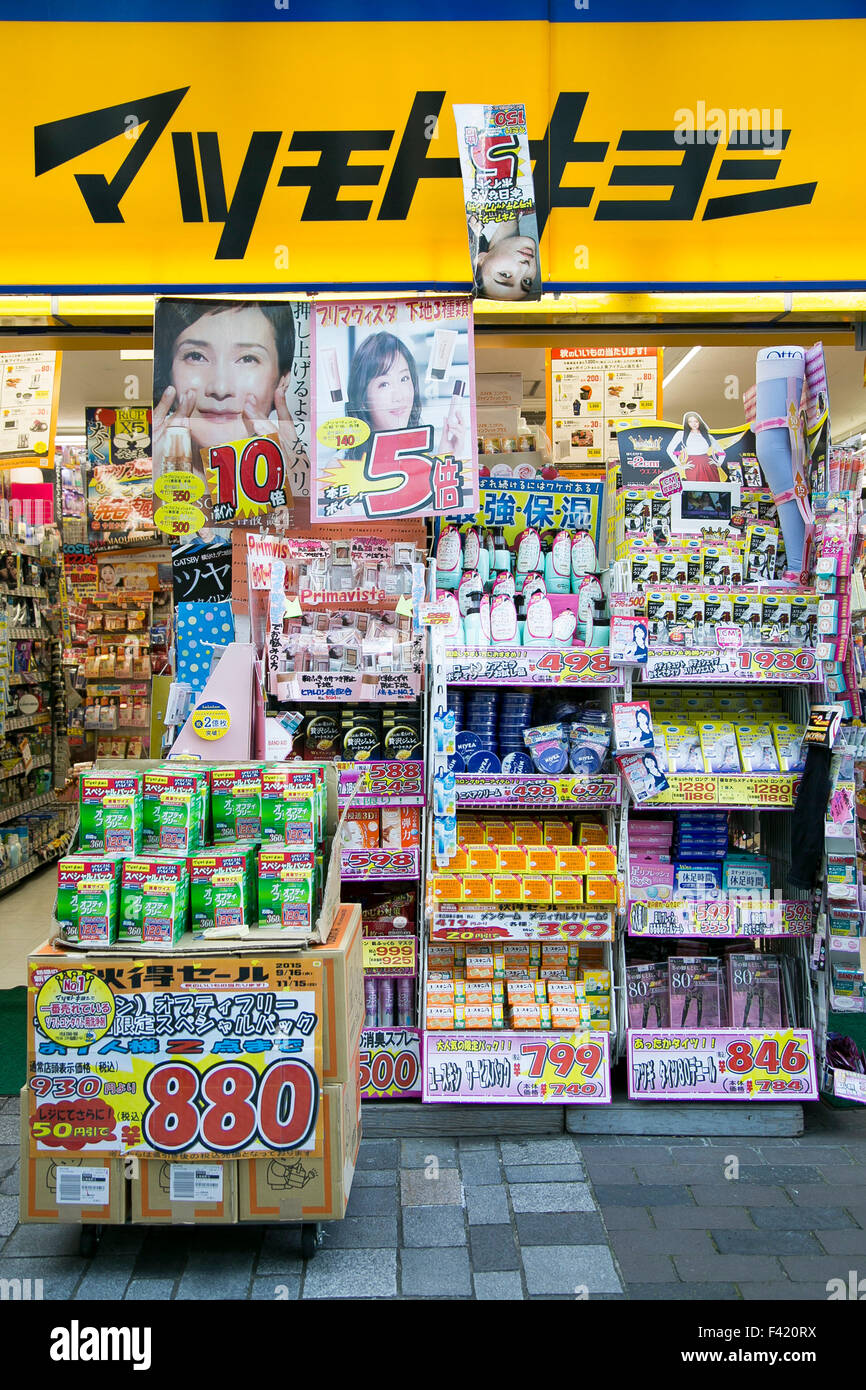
238;1070;361;1223
302;902;364;1085
19;1094;126;1224
130;1158;238;1224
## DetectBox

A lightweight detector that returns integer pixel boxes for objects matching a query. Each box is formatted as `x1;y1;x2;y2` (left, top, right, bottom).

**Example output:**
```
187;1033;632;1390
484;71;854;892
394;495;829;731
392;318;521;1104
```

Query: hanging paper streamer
453;103;542;303
175;601;235;693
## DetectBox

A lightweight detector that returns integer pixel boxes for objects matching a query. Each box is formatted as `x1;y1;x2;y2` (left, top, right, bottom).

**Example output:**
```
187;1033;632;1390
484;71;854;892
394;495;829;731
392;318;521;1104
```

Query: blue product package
722;857;772;891
466;751;502;774
674;861;724;896
534;743;569;774
501;752;534;774
447;754;466;773
456;731;482;760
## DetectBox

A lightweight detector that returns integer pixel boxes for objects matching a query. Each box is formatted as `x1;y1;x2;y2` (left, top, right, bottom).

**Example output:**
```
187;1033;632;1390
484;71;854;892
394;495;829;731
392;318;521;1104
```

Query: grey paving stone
402;1207;467;1248
352;1170;398;1188
0;1117;18;1145
520;1244;622;1295
2;1223;83;1257
594;1184;693;1207
582;1161;638;1184
675;1254;783;1282
73;1260;134;1300
689;1184;791;1206
751;1207;854;1229
0;1195;18;1236
251;1275;300;1300
515;1212;607;1245
458;1138;500;1152
0;1169;19;1197
672;1144;765;1165
468;1224;520;1272
400;1168;463;1208
400;1139;458;1169
355;1140;399;1171
781;1254;866;1282
610;1229;716;1256
0;1146;18;1179
125;1279;176;1301
816;1228;866;1254
255;1227;305;1272
458;1153;502;1185
847;1206;866;1229
818;1165;866;1185
132;1235;190;1281
738;1282;832;1301
504;1164;585;1184
345;1183;398;1217
652;1205;753;1229
321;1216;398;1249
500;1138;580;1166
0;1256;86;1300
629;1282;740;1300
614;1253;679;1283
177;1254;255;1300
466;1185;509;1227
509;1183;595;1214
633;1166;728;1185
401;1247;472;1297
596;1206;654;1230
765;1146;853;1165
748;1165;825;1183
712;1228;821;1254
303;1249;397;1300
787;1186;862;1208
473;1271;524;1301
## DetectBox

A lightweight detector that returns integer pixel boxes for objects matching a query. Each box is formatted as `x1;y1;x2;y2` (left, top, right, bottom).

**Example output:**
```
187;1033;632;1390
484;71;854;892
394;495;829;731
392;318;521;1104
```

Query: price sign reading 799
424;1031;611;1104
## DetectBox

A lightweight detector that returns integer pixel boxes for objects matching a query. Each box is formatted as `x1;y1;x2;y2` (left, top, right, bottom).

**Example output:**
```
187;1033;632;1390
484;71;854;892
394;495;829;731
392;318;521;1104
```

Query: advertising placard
627;899;812;939
337;761;425;806
361;938;417;976
550;347;658;467
651;773;799;808
454;773;620;809
27;954;323;1157
617;418;759;488
642;647;818;683
470;477;604;554
311;297;477;523
84;406;156;548
445;646;619;687
627;1029;818;1100
431;907;613;943
0;350;57;461
340;848;420;881
360;1028;422;1101
424;1031;611;1104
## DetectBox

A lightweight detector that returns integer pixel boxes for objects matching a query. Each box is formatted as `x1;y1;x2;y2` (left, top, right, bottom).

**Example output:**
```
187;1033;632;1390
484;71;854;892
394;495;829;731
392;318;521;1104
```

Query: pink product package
626;963;670;1029
668;956;722;1030
630;858;675;899
726;953;782;1029
630;820;672;835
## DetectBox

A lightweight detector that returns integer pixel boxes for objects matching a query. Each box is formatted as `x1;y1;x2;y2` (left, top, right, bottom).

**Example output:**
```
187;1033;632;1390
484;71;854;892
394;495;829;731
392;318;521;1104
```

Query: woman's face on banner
170;306;281;449
687;414;702;432
480;236;537;300
365;351;415;432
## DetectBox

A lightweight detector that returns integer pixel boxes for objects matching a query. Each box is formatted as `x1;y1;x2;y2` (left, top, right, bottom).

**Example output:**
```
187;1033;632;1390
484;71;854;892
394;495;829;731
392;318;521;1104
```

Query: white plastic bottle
436;526;463;590
523;593;554;647
515;527;541;592
545;529;572;595
489;593;519;645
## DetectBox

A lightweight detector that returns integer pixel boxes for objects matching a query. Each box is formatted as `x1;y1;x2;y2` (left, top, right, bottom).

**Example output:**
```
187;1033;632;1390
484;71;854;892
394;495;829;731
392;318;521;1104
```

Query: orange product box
510;818;543;846
344;806;380;850
430;876;463;901
463;874;494;903
483;819;514;845
510;1004;542;1028
428;944;455;965
543;819;573;846
507;980;536;1004
464;1003;494;1029
526;844;557;873
497;843;529;872
492;874;523;902
521;874;552;904
380;806;421;849
556;845;588;874
465;955;493;981
447;846;470;871
550;1005;588;1029
542;942;569;964
547;981;578;1001
457;818;485;845
553;876;584;904
540;967;570;981
502;943;533;964
464;980;494;1003
584;844;617;873
426;1005;455;1029
467;843;499;872
504;966;538;981
426;980;457;1004
578;822;608;845
585;875;617;903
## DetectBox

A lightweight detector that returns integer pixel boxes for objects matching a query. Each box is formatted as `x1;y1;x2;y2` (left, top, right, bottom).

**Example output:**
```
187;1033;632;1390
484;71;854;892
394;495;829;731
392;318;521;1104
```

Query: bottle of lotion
458;569;483;617
523;592;554;647
436;526;463;590
477;530;491;587
515;527;541;592
463;526;481;575
492;529;512;575
545;529;572;595
571;531;597;591
490;593;519;645
463;599;485;647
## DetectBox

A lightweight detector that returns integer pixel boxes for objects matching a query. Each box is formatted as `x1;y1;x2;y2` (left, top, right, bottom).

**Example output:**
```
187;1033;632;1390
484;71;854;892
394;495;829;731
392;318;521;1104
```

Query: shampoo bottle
436;526;463;590
490;593;519;645
463;526;481;575
515;527;541;592
492;529;512;576
523;593;554;647
477;530;491;587
545;529;572;595
552;606;578;647
458;569;483;617
571;531;597;591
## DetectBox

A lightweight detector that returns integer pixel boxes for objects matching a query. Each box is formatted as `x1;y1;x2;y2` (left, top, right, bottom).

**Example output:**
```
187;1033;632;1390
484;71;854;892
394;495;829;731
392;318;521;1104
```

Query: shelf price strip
423;1031;611;1104
627;1029;818;1100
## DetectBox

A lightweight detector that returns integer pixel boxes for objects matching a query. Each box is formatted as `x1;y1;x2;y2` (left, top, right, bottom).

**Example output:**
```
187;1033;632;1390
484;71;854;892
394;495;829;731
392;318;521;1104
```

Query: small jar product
341;707;381;762
305;709;341;760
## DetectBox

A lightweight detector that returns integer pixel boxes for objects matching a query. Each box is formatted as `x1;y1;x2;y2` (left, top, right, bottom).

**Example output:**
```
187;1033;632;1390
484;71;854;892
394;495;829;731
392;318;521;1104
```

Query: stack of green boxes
57;763;329;947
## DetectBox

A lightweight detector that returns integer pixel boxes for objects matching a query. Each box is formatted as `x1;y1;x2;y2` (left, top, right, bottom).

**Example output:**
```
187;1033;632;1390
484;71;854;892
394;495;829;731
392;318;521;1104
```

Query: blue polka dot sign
175;601;235;693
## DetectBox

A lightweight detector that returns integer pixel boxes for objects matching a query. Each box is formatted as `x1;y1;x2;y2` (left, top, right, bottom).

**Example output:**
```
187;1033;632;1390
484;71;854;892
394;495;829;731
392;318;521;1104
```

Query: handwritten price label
423;1031;611;1104
359;1029;422;1100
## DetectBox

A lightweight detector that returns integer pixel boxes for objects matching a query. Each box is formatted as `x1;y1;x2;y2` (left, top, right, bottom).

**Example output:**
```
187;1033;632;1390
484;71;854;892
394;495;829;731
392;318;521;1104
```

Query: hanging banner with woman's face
453;103;542;303
310;297;478;524
152;297;311;533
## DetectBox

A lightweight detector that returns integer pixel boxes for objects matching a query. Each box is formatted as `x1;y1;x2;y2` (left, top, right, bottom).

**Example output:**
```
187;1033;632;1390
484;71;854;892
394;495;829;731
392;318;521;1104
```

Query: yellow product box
457;818;485;845
521;875;553;904
539;1004;553;1029
483;819;515;845
589;999;611;1019
463;875;494;903
453;1007;466;1028
467;844;499;872
585;875;617;903
492;874;523;902
543;819;573;846
583;844;617;874
526;844;557;873
426;1005;455;1029
510;818;543;846
431;876;463;901
497;843;529;872
556;845;588;875
447;846;470;871
553;876;584;904
510;1005;542;1028
588;1018;611;1032
582;967;611;994
578;822;607;845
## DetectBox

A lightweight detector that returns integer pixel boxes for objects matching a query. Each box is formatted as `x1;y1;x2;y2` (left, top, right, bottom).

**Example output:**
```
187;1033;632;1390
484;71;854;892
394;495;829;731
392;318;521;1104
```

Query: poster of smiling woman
453;103;542;303
310;297;478;524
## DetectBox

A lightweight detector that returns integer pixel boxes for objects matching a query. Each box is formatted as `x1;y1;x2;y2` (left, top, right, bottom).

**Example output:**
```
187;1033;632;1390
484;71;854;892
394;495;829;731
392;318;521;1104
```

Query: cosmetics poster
310;297;478;524
85;406;157;549
0;349;58;461
617;418;761;488
550;347;658;467
453;103;542;303
152;297;312;531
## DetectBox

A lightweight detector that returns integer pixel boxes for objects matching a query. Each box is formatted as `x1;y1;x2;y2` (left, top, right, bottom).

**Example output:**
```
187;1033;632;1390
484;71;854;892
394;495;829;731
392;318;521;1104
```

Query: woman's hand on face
153;386;196;462
242;380;310;497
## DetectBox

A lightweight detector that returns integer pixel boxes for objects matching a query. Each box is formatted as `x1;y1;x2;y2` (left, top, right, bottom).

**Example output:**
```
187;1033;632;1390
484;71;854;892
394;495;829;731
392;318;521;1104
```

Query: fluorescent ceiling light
663;345;702;389
120;349;154;361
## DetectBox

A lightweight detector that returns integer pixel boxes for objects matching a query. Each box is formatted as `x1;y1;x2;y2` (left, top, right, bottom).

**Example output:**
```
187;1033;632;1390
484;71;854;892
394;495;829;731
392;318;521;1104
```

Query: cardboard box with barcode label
301;901;364;1085
18;1092;126;1224
238;1065;361;1223
130;1157;238;1224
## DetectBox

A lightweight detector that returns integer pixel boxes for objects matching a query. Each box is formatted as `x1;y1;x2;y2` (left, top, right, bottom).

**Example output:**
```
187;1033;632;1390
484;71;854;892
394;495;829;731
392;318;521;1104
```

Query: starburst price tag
204;434;293;526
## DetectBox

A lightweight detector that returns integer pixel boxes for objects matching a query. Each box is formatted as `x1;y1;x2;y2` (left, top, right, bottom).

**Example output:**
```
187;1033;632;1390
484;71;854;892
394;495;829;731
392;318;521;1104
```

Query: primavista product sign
311;297;478;523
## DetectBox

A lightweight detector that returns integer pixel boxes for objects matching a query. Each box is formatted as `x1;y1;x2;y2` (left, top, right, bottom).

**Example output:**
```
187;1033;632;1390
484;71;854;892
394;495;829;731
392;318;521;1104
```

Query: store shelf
627;898;812;939
8;671;51;685
337;761;424;807
455;772;621;809
431;905;613;942
829;935;863;955
7;627;51;641
626;1029;818;1100
340;847;420;880
5;712;51;731
648;773;800;808
0;790;59;824
0;586;48;600
641;646;820;684
444;645;620;688
0;833;74;894
424;1030;612;1104
0;753;51;782
273;672;422;703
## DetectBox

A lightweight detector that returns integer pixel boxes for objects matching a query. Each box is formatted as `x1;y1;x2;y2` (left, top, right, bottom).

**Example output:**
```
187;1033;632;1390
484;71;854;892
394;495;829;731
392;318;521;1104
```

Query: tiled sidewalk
1;1095;864;1299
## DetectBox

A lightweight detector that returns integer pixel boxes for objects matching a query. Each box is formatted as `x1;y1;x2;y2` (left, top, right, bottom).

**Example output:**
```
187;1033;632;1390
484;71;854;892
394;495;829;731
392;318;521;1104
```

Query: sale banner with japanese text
85;406;156;549
360;1027;422;1101
424;1031;611;1103
311;297;478;523
453;102;542;303
27;953;323;1157
445;645;619;687
627;1029;818;1100
642;647;818;683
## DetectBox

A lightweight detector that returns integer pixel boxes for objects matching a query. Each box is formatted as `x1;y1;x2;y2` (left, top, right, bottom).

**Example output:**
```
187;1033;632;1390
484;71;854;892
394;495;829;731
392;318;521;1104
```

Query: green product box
257;849;318;932
79;772;143;855
189;842;258;933
56;855;122;945
261;766;323;846
210;766;263;844
143;768;209;855
119;857;189;946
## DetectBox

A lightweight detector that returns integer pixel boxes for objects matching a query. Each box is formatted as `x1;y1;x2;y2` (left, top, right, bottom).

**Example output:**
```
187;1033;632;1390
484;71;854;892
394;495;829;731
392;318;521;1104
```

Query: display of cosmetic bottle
444;379;466;450
576;576;603;643
463;525;481;573
436;526;463;590
552;606;578;647
458;569;484;617
524;593;554;647
364;976;378;1028
571;531;597;591
378;977;395;1027
492;529;512;575
437;591;465;643
479;593;492;643
463;599;487;646
396;976;414;1027
490;593;519;644
515;527;541;592
587;598;610;647
545;529;572;594
483;529;495;581
476;530;491;587
492;570;516;598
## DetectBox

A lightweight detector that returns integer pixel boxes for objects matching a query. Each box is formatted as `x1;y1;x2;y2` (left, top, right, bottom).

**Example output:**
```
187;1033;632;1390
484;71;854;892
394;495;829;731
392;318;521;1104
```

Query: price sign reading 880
423;1032;611;1104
